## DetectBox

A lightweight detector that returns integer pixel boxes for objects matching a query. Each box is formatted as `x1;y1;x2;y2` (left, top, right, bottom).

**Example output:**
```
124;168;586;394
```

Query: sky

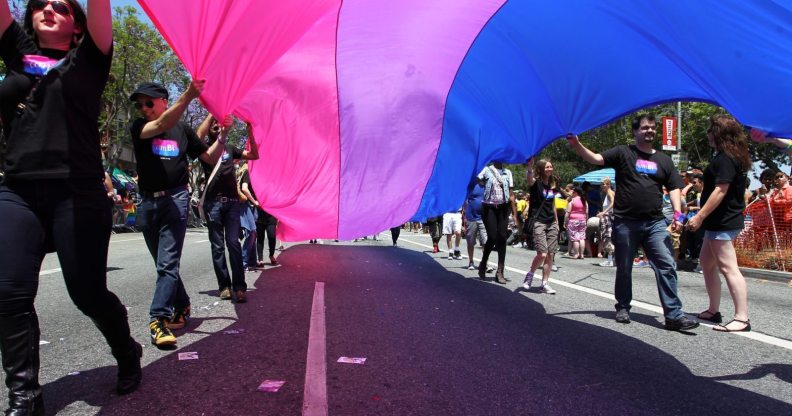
114;0;151;25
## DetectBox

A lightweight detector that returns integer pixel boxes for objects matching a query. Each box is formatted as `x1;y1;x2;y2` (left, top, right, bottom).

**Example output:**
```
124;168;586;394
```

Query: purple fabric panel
336;0;505;240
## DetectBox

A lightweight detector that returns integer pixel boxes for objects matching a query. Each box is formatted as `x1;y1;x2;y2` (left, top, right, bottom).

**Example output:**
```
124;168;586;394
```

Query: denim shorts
704;229;741;241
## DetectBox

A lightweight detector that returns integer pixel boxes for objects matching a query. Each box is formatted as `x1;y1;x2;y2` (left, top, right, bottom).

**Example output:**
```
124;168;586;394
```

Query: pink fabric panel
335;0;506;239
138;0;342;241
235;6;342;241
138;0;338;119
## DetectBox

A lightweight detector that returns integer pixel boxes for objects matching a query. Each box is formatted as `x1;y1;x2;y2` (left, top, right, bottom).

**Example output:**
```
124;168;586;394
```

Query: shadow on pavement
37;244;792;415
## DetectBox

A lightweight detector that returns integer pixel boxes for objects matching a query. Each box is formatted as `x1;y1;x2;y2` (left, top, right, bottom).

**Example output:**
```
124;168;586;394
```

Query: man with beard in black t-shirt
129;81;226;348
566;114;699;332
196;115;259;303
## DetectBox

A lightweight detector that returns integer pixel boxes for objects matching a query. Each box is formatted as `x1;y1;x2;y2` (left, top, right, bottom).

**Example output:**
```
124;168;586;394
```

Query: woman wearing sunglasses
686;116;752;332
0;0;141;414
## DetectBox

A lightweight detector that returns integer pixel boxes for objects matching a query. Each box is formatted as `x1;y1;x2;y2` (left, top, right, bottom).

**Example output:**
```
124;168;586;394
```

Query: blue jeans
612;218;684;320
204;199;246;291
136;187;191;320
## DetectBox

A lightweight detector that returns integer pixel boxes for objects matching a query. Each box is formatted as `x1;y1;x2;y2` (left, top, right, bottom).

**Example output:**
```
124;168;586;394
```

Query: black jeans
481;203;510;266
256;222;277;260
0;176;137;367
0;179;126;318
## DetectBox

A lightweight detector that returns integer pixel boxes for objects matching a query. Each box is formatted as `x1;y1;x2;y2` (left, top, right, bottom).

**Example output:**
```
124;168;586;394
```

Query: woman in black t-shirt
0;1;141;412
522;158;567;294
686;115;751;332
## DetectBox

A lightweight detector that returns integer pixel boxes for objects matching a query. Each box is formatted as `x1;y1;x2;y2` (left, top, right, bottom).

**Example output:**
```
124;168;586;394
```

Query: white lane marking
303;282;328;416
195;240;209;243
39;268;62;276
398;236;792;352
109;237;144;244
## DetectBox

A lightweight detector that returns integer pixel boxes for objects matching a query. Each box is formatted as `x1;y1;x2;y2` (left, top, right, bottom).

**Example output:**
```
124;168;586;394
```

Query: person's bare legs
699;238;721;315
541;253;555;284
711;239;749;330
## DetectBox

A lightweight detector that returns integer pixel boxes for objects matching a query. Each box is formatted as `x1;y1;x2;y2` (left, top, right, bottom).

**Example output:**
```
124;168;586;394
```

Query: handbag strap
197;128;229;220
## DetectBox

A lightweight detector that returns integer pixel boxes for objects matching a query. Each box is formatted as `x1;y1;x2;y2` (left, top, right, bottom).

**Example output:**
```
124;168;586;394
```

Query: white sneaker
598;260;613;267
694;264;703;274
522;272;534;290
551;265;559;272
540;284;556;295
467;262;476;270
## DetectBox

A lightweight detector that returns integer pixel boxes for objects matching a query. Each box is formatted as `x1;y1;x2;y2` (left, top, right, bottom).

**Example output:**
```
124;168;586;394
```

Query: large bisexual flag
138;0;792;241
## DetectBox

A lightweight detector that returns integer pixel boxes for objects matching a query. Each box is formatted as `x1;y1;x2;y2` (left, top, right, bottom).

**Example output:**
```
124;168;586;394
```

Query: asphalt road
3;228;792;415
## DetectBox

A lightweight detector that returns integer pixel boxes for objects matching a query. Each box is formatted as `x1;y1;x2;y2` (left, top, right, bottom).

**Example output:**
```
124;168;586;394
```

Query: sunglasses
29;0;72;17
134;100;155;110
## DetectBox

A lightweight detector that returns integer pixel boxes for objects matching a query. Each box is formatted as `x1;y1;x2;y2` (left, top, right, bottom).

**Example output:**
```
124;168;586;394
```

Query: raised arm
196;114;213;140
752;128;792;155
566;134;605;166
198;116;233;165
139;80;205;140
87;0;112;55
241;123;259;160
525;158;536;187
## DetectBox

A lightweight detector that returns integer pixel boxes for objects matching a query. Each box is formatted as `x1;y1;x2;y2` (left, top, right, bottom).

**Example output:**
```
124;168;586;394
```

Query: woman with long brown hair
523;158;567;294
686;115;752;332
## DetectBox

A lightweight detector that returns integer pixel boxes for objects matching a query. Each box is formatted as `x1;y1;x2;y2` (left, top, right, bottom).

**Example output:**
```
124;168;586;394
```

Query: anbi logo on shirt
635;159;658;176
152;139;179;158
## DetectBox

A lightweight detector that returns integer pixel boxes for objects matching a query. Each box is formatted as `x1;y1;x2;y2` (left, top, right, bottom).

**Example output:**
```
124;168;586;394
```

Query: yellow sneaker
149;319;177;347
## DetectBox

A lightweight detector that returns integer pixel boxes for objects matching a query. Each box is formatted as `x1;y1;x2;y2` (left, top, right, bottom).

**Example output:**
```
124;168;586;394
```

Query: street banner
662;116;678;151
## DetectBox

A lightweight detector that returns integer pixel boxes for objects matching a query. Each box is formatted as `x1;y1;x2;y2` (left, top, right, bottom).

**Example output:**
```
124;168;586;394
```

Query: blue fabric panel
413;0;792;221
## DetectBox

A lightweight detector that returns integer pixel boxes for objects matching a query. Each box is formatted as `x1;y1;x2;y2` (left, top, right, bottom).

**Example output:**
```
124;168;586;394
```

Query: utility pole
677;101;682;151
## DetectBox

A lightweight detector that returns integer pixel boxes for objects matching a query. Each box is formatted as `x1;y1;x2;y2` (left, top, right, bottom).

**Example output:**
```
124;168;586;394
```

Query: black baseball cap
129;82;169;101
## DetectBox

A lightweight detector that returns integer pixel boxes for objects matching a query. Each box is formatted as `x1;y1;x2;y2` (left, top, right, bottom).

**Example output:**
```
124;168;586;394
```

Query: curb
740;267;792;284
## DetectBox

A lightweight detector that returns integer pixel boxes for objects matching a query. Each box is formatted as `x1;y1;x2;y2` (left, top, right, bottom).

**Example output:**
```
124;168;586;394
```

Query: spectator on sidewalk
564;187;588;259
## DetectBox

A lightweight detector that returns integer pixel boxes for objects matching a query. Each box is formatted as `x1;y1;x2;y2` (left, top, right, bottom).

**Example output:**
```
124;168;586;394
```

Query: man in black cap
129;80;226;348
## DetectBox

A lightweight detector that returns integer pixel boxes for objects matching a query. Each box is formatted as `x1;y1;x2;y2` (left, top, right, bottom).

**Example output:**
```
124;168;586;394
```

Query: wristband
674;211;686;223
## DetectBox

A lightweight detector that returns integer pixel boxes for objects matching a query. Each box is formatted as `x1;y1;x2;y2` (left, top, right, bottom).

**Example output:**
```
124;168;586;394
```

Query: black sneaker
615;308;631;324
149;319;177;347
664;315;700;331
453;250;462;259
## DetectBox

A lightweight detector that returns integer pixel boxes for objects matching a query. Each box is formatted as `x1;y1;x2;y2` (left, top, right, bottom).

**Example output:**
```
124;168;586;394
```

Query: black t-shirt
701;152;746;231
602;145;683;220
130;119;208;192
0;22;112;180
528;180;561;224
199;143;242;199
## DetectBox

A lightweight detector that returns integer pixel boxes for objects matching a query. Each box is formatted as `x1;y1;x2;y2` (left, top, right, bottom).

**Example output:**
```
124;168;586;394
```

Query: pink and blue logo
22;55;64;77
635;160;658;175
152;139;179;158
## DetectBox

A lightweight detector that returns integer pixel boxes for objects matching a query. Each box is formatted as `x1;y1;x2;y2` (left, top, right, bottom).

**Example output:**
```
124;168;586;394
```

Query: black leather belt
142;185;187;199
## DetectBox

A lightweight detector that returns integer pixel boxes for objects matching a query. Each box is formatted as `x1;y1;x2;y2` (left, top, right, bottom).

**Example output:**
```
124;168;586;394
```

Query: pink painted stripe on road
303;282;328;416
